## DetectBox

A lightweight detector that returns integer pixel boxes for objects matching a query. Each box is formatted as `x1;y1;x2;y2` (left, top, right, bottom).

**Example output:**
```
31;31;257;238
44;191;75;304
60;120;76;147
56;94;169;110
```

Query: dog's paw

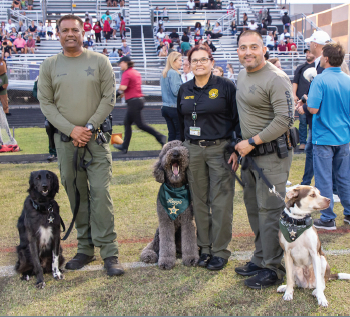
317;294;328;307
158;257;175;270
283;292;293;301
140;251;158;264
277;285;287;293
312;289;317;297
35;281;46;289
182;255;199;267
53;271;64;280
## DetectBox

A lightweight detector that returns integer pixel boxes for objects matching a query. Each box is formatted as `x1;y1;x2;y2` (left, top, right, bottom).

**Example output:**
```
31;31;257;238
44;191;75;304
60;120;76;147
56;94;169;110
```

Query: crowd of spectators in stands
0;18;46;58
11;0;33;11
106;0;125;8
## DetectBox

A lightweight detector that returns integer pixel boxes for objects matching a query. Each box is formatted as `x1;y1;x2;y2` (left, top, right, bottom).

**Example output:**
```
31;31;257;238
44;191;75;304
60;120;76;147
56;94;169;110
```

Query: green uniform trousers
241;151;293;279
183;140;234;259
54;133;118;260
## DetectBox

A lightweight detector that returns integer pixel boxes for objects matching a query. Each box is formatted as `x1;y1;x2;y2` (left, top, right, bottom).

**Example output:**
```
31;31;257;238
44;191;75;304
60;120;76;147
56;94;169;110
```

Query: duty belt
189;139;228;148
250;140;278;157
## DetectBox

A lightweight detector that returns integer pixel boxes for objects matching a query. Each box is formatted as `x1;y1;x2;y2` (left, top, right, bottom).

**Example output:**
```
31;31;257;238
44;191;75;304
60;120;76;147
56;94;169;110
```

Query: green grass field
1;151;350;315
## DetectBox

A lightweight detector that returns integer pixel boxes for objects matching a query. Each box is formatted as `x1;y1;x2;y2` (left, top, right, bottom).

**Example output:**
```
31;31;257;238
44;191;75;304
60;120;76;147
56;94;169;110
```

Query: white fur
38;226;52;248
338;273;350;280
279;186;344;307
52;253;63;280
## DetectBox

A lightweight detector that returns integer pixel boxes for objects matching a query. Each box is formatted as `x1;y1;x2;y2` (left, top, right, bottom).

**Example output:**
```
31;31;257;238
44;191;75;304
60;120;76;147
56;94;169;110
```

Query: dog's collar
280;210;313;243
281;210;312;226
30;198;54;213
30;199;56;224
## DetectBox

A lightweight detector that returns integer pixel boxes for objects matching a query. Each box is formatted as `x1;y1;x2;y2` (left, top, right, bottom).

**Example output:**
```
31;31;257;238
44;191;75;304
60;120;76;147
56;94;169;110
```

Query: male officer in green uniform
229;30;294;288
38;15;123;276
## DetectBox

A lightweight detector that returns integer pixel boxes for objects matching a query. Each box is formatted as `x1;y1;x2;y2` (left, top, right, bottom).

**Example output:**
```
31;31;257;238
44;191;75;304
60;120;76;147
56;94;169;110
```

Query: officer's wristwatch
248;137;257;148
85;123;95;133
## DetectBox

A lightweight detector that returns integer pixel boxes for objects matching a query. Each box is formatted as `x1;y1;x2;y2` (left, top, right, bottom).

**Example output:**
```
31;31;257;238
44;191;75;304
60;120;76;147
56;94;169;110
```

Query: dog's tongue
172;163;179;176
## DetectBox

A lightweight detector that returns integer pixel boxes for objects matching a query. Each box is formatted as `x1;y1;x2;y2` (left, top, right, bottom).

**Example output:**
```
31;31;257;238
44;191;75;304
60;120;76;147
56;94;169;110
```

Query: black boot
65;253;96;270
104;256;124;276
197;253;211;268
235;261;263;276
244;269;283;289
206;256;228;271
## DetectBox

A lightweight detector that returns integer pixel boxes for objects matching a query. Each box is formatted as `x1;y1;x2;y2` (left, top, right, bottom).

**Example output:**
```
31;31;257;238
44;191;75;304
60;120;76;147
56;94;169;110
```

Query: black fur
15;170;65;288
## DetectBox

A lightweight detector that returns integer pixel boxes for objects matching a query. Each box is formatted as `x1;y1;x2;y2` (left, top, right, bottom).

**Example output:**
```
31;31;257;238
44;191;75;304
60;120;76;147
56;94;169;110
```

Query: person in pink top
162;34;172;46
13;33;26;53
25;35;36;54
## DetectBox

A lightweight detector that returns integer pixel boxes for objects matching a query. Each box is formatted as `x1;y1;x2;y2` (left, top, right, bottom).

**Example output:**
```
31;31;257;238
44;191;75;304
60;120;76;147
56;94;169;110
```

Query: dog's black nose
42;185;48;190
172;150;180;158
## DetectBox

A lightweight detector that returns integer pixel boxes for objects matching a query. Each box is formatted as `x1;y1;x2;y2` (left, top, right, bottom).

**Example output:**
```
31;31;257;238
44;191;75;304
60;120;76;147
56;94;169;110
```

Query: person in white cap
304;30;331;72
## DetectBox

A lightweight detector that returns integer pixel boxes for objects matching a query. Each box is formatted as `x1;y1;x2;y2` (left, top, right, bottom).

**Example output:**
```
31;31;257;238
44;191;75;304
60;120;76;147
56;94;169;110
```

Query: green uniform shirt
38;49;116;137
0;73;8;95
236;61;294;143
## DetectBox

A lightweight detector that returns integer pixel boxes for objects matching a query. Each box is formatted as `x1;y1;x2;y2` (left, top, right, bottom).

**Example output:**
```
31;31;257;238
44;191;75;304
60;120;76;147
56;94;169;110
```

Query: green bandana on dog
159;183;191;221
279;218;313;243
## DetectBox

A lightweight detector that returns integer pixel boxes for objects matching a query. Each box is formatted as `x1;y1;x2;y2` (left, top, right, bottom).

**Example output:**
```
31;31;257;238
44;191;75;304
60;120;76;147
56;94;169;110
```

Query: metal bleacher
2;0;310;95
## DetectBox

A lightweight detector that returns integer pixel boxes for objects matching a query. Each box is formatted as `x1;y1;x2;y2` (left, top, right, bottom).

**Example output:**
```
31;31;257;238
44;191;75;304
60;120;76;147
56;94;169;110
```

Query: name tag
189;127;201;136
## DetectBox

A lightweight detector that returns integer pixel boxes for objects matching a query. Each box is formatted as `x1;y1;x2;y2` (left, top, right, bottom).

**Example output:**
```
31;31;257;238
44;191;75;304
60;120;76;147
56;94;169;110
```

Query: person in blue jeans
160;51;183;141
307;43;350;230
293;48;316;150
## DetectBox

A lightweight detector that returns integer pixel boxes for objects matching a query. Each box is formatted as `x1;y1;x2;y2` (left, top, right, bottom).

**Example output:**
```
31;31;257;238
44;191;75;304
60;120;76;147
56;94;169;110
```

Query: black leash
240;155;287;205
62;145;93;241
223;157;244;187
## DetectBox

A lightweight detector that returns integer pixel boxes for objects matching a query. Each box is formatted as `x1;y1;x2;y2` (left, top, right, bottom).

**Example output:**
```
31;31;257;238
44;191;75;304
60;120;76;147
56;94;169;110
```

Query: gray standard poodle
140;140;199;269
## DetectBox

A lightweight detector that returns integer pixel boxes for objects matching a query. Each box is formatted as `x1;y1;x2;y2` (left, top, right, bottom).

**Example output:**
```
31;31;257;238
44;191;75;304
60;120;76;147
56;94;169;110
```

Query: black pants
123;98;163;149
95;32;101;43
161;106;180;141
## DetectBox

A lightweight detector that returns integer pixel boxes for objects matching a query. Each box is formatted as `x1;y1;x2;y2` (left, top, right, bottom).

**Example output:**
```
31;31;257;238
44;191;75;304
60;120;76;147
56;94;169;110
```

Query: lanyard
192;85;207;127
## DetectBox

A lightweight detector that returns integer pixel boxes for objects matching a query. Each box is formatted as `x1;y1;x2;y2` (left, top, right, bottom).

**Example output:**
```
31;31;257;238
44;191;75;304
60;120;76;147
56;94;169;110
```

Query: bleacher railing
153;9;231;28
8;9;40;26
291;13;325;43
40;0;47;23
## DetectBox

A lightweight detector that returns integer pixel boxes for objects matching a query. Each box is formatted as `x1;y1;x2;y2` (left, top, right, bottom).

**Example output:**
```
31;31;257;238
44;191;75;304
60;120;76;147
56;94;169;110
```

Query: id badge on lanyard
190;108;201;136
190;85;205;137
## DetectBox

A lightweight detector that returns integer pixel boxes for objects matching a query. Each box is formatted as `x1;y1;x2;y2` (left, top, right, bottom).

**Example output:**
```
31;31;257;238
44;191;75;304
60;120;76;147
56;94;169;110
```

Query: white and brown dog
278;185;350;307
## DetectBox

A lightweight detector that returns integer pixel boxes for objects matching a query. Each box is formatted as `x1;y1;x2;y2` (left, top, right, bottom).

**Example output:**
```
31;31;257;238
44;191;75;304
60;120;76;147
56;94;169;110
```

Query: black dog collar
30;198;55;223
30;198;53;213
281;210;313;227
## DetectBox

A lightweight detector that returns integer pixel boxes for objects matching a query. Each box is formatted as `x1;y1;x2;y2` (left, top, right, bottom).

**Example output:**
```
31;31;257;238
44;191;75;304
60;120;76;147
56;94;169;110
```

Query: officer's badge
209;88;219;99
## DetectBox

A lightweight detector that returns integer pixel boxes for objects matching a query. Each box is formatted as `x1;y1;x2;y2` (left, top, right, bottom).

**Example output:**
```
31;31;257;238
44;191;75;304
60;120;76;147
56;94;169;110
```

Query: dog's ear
28;171;35;193
285;187;300;208
50;171;59;194
153;159;165;184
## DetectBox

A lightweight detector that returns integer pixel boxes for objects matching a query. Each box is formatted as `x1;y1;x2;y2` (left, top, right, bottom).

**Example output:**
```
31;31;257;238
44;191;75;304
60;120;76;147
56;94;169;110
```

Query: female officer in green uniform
177;46;240;270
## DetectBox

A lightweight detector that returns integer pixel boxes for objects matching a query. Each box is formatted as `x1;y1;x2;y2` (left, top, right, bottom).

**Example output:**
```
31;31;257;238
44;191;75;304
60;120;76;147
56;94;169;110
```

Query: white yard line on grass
1;249;350;278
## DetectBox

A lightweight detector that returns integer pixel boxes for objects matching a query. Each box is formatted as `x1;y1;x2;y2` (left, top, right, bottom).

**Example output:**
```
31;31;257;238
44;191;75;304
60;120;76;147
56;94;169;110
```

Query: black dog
15;170;65;288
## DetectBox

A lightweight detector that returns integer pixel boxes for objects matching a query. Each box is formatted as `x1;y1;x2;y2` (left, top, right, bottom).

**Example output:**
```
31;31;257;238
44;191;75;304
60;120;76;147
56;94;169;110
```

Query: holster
44;119;56;149
289;127;299;148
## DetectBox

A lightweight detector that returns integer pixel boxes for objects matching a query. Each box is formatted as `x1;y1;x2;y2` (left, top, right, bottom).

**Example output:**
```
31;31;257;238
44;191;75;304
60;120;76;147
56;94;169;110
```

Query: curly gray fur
141;140;199;269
